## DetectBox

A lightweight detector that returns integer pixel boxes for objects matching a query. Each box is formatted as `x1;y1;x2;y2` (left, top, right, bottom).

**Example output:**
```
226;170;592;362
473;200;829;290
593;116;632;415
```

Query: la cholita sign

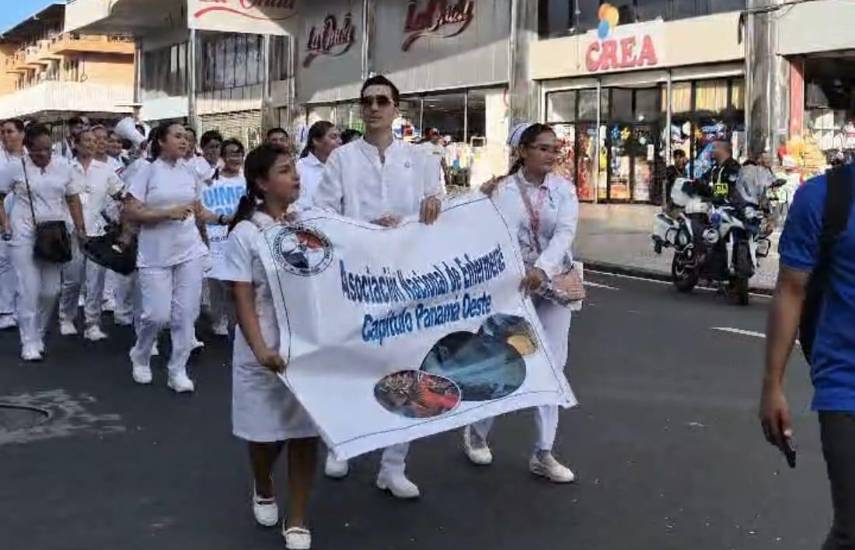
188;0;299;35
583;4;662;74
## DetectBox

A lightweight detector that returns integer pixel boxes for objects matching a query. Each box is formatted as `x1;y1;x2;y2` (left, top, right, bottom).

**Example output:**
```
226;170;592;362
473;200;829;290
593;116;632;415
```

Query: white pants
470;300;572;452
83;260;108;327
0;240;17;317
113;272;136;322
58;240;85;323
9;243;62;348
130;257;204;375
379;443;410;476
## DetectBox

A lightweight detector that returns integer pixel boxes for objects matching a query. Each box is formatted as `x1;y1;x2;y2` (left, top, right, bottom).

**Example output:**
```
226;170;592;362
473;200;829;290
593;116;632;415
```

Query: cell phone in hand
782;437;797;469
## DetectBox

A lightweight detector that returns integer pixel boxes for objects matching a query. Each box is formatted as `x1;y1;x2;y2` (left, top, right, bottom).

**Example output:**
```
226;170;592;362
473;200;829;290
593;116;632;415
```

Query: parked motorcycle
652;178;779;305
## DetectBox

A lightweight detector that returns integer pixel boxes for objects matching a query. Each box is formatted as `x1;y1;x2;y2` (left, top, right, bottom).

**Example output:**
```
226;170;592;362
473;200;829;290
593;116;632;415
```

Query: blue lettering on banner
202;184;245;220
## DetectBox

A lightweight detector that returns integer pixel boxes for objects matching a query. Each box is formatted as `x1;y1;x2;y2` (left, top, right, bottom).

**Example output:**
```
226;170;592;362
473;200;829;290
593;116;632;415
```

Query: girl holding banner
295;121;341;211
204;138;245;336
222;144;317;550
463;122;578;483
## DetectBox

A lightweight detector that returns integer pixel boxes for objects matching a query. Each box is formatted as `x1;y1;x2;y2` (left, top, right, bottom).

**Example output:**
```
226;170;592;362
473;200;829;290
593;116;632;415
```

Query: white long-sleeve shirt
314;138;443;222
73;158;123;237
295;152;324;211
491;171;579;279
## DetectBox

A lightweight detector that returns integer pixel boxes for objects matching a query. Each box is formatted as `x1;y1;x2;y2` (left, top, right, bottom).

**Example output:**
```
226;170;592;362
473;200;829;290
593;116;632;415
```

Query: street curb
579;258;775;296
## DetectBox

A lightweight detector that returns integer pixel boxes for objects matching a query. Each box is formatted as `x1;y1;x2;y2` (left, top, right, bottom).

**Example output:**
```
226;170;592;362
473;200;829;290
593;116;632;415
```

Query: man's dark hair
267;127;288;140
68;116;85;127
360;75;400;106
200;130;224;148
341;128;362;144
673;149;687;160
3;119;25;132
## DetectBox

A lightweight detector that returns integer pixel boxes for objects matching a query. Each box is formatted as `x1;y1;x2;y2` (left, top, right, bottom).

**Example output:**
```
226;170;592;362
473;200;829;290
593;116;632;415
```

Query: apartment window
270;35;290;82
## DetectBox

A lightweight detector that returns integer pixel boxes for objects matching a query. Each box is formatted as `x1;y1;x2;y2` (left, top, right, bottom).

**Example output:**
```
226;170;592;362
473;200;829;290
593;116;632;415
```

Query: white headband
507;122;535;148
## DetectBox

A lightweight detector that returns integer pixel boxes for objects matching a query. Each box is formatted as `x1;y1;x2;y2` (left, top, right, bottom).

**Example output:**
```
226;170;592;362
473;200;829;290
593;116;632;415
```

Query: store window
198;33;265;93
547;90;577;123
422;93;466;143
142;42;187;99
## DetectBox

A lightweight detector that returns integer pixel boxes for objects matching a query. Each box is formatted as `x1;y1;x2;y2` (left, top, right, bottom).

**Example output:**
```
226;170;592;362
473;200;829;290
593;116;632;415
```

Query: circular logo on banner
271;224;333;276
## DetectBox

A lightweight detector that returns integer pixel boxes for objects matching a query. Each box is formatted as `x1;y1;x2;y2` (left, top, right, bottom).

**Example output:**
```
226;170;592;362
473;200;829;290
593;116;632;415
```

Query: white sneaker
376;471;420;499
282;524;311;550
35;341;45;355
59;320;78;336
0;315;17;330
462;426;493;466
21;344;43;362
324;453;349;479
211;319;229;337
103;297;116;312
191;337;205;351
132;363;152;385
167;372;195;393
84;325;108;342
529;452;576;483
252;486;279;527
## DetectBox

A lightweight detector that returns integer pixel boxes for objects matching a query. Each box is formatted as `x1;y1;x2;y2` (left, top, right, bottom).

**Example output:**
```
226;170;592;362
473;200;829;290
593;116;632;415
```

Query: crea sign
585;34;658;72
187;0;298;35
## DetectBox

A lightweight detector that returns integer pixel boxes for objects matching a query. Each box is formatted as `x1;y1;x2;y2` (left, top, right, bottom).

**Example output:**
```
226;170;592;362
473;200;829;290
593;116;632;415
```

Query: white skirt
232;343;318;443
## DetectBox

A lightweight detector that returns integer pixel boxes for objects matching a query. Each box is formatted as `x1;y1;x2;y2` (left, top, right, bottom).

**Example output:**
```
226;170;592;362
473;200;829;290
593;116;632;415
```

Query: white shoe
103;297;116;312
132;363;152;385
35;341;45;355
376;471;420;499
0;315;17;330
282;524;311;550
529;452;576;483
252;485;279;527
84;325;108;342
59;320;78;336
324;453;349;479
191;337;205;351
167;372;195;393
462;426;493;466
21;344;43;362
211;319;229;337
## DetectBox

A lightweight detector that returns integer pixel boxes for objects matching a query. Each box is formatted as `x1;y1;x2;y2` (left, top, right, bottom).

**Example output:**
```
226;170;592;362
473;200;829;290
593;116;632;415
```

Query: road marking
583;280;619;290
712;326;801;346
587;269;772;299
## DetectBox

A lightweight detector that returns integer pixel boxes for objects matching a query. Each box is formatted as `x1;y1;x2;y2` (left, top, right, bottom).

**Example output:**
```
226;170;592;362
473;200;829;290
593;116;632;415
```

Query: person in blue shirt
760;163;855;549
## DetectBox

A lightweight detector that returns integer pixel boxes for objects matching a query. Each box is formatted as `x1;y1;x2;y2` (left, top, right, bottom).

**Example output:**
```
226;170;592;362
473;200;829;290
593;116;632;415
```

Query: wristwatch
218;214;227;225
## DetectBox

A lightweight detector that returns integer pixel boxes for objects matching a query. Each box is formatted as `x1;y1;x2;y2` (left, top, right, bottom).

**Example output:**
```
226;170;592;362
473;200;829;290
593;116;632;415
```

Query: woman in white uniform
462;123;578;483
204;138;245;336
221;143;318;550
0;118;26;331
0;124;86;361
294;121;340;211
124;123;224;392
58;128;124;339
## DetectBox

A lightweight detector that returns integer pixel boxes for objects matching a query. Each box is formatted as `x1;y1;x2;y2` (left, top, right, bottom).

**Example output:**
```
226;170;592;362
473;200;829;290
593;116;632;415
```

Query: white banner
257;197;576;460
188;0;299;35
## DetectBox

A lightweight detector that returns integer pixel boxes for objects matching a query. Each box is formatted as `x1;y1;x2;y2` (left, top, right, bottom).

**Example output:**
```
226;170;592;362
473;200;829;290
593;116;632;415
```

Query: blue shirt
779;165;855;411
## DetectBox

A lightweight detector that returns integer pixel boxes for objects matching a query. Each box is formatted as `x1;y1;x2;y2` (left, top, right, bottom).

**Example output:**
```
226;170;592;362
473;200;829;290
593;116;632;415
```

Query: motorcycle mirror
772;178;787;188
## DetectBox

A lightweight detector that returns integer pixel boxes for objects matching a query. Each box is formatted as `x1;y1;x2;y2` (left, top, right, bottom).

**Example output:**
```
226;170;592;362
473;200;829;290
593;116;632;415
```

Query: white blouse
126;158;208;268
74;158;123;237
492;171;579;279
0;155;82;246
314;138;443;222
295;152;324;211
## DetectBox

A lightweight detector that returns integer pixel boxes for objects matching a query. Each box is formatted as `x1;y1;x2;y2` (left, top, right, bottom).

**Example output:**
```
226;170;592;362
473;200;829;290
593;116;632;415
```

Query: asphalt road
0;273;832;550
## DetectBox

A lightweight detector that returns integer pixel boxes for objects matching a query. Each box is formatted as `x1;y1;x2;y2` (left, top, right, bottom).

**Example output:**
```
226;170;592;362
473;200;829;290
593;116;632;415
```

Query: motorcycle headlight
676;227;691;248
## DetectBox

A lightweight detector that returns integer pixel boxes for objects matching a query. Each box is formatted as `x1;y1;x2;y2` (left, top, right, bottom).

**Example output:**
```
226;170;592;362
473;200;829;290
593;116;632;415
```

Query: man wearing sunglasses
315;75;444;499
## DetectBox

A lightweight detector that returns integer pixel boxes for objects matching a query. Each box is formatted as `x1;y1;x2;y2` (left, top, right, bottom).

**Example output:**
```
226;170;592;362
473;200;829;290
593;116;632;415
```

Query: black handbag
22;158;72;264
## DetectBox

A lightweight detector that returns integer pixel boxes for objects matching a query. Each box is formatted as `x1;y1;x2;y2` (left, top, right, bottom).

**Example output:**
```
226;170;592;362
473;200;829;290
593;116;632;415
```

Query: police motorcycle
651;176;780;305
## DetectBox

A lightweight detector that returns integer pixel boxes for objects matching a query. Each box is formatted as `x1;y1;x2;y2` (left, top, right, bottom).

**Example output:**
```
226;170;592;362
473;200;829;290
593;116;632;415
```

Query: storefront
288;0;512;187
533;5;746;203
778;0;855;175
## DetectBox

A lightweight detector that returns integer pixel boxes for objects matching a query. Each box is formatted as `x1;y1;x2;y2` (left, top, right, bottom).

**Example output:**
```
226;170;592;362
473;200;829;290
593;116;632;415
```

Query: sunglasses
361;95;393;108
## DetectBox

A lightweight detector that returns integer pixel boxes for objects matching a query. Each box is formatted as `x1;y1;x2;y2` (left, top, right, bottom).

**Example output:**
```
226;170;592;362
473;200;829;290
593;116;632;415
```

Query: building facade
0;3;135;123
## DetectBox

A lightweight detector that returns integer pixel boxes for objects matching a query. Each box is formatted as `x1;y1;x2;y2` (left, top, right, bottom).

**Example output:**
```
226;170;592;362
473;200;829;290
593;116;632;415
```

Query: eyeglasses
361;95;393;108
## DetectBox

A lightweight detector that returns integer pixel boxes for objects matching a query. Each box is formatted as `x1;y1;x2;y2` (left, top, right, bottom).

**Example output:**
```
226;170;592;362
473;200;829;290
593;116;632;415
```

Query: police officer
700;139;741;204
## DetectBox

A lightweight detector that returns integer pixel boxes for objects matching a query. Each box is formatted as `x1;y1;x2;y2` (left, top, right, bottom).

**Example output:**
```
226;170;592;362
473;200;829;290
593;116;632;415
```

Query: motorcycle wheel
732;244;752;306
671;253;698;293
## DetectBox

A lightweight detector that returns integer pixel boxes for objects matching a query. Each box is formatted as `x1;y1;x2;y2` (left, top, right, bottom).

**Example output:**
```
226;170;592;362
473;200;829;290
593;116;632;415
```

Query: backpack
799;165;854;363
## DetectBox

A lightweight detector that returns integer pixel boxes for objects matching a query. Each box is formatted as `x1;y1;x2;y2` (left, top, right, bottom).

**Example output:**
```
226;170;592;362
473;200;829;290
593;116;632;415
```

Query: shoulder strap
819;165;853;253
513;173;543;254
21;158;37;226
